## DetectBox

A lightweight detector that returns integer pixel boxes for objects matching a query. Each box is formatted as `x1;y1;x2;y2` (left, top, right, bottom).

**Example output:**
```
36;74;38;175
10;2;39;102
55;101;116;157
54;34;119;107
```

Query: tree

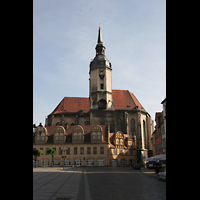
47;148;56;167
33;149;43;168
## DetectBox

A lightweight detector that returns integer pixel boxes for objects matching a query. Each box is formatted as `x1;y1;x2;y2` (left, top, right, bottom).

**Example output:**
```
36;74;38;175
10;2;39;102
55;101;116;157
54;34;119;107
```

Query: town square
33;167;166;200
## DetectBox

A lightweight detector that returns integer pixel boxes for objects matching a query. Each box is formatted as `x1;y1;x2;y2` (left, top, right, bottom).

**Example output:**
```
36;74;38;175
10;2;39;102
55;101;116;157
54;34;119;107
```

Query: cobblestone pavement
33;167;166;200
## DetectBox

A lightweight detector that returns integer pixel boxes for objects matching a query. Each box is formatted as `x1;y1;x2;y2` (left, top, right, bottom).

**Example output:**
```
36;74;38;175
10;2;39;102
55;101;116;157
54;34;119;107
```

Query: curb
140;168;157;178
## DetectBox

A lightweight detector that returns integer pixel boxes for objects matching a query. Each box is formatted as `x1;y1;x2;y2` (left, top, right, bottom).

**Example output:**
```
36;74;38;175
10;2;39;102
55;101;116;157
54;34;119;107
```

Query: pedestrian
75;165;77;170
72;164;74;170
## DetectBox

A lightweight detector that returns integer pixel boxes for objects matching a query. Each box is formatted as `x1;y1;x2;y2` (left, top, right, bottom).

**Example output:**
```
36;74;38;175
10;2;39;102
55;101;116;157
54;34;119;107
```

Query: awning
147;154;166;161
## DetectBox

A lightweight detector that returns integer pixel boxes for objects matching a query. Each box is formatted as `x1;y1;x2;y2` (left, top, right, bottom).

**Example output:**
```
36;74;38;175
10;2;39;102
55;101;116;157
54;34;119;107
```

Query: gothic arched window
143;120;146;149
130;118;135;136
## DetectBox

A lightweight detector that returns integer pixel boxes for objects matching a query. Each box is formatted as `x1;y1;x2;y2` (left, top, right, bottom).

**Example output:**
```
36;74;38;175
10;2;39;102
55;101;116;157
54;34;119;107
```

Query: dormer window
115;131;124;149
35;126;47;144
54;126;66;144
72;125;84;143
91;125;102;143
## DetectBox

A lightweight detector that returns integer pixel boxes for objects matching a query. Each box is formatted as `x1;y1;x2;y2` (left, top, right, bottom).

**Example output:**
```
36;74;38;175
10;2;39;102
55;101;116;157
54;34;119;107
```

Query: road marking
84;169;92;200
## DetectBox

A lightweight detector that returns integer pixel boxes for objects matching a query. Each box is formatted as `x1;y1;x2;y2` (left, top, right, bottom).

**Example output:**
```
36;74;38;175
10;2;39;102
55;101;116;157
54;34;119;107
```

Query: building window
59;148;62;155
37;136;40;141
114;149;117;155
72;125;84;143
86;159;94;166
101;84;104;89
93;147;97;154
100;147;104;154
91;125;103;143
143;120;146;149
130;118;135;136
87;147;91;154
80;147;84;155
55;136;58;140
79;135;82;140
66;147;70;155
97;159;105;166
53;148;56;153
64;159;71;166
74;147;77;155
74;159;81;166
46;148;49;155
120;140;123;145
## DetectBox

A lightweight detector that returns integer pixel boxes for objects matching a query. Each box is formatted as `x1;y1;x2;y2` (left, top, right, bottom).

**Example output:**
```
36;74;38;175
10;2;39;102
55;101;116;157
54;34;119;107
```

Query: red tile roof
112;90;146;112
49;97;89;115
49;90;146;115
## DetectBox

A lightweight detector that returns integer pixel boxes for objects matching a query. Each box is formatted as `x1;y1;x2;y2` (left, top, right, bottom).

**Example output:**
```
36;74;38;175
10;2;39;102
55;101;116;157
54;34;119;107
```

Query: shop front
97;159;105;166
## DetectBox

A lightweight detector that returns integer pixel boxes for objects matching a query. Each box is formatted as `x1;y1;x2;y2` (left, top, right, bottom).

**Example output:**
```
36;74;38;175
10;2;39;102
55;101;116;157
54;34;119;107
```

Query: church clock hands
99;69;105;79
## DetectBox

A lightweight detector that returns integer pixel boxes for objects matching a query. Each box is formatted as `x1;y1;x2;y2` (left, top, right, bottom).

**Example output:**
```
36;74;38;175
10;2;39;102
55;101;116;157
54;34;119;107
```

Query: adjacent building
151;98;166;156
33;26;154;167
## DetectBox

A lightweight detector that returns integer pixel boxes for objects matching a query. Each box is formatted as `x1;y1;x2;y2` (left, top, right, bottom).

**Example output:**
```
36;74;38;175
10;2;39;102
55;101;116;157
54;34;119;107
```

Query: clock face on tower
99;69;105;79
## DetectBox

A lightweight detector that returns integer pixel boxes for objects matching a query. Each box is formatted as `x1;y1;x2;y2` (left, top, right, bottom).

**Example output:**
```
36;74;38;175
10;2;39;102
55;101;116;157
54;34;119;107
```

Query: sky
33;0;166;126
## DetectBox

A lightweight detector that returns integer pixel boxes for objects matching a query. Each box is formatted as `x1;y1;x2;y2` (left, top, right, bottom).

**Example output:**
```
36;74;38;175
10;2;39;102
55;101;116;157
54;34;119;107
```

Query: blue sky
33;0;166;126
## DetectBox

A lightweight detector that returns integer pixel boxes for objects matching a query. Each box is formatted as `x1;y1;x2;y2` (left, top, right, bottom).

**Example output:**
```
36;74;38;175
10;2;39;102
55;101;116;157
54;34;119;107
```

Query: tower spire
98;25;103;44
96;26;105;55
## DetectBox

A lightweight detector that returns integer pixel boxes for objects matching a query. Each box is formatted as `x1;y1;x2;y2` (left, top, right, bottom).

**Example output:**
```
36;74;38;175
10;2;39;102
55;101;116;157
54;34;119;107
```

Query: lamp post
61;146;68;169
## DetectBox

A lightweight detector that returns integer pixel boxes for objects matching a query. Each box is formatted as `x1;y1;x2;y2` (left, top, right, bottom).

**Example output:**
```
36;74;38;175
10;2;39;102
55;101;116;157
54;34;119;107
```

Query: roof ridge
127;90;146;111
63;96;89;99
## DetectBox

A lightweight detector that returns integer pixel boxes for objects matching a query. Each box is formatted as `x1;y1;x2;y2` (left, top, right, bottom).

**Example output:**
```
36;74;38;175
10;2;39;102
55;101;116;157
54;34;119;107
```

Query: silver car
158;169;166;181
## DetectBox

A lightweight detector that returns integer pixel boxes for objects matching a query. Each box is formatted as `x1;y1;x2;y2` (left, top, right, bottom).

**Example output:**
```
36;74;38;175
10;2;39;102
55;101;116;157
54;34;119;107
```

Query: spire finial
99;22;101;29
98;25;103;44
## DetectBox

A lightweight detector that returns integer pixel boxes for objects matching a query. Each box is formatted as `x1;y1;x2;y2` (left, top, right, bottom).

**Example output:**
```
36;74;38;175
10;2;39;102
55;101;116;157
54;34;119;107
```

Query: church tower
89;26;113;110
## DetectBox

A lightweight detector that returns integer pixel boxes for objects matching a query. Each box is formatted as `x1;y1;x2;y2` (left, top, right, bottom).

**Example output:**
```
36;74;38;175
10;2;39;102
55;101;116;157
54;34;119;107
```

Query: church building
33;27;153;167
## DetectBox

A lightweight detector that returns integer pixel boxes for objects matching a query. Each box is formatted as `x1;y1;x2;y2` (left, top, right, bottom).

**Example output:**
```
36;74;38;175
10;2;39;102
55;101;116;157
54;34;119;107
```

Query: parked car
133;163;140;170
158;169;166;181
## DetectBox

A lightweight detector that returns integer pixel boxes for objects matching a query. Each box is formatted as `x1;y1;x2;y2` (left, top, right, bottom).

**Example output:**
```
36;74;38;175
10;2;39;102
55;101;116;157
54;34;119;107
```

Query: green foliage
47;148;56;158
33;149;43;158
33;149;43;168
47;148;56;167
